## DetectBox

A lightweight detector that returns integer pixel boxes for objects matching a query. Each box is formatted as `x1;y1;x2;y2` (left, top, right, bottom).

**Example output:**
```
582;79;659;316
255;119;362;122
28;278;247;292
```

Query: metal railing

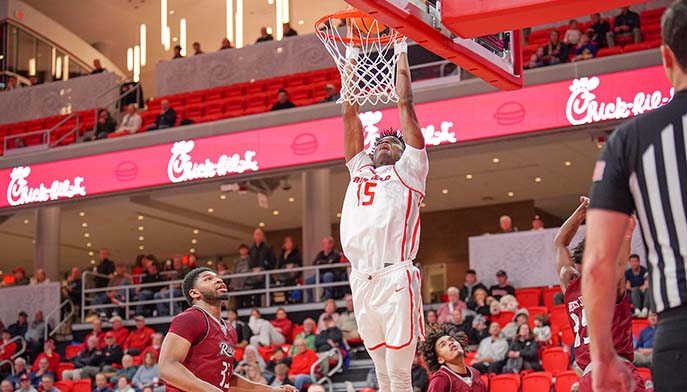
44;299;75;342
80;263;351;321
311;348;344;392
1;336;27;361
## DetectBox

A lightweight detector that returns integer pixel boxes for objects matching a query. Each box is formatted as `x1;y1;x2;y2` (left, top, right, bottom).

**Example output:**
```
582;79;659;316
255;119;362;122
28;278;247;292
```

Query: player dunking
340;40;427;392
553;197;645;392
420;325;488;392
158;268;296;392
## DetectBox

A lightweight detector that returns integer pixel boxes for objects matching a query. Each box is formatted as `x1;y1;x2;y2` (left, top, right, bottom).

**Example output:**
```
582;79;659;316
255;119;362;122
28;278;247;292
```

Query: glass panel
35;39;51;84
15;27;36;79
6;24;18;73
0;23;6;74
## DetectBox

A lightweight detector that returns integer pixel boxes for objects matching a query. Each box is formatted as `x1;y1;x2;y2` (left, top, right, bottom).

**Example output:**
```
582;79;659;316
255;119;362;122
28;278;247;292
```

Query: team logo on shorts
218;341;235;358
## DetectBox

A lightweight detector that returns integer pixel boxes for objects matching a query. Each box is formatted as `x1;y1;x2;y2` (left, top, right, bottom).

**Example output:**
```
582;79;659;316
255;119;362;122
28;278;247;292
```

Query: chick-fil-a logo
566;76;675;126
360;110;457;154
167;140;260;183
7;166;86;206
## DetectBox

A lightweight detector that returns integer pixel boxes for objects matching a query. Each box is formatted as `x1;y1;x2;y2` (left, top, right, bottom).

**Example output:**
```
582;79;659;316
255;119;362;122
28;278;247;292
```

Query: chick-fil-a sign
0;65;673;209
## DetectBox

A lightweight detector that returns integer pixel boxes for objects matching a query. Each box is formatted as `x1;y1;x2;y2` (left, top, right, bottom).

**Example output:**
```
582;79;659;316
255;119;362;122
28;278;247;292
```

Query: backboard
344;0;524;90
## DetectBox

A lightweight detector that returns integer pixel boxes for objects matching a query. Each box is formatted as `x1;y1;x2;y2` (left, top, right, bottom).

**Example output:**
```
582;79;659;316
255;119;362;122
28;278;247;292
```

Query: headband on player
374;129;405;151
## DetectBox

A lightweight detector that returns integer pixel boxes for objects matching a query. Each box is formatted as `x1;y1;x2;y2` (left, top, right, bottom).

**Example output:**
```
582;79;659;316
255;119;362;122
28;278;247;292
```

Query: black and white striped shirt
589;89;687;313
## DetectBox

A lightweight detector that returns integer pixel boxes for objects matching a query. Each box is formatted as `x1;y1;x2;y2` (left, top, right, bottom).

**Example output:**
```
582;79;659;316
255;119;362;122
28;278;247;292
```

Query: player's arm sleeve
395;145;429;192
345;150;374;176
168;310;207;345
589;126;635;215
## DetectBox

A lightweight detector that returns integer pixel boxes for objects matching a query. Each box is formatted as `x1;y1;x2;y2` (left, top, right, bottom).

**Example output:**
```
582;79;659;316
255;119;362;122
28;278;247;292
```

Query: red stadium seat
480;374;490;389
637;367;652;382
72;379;91;392
54;381;74;392
559;325;574;349
204;88;224;102
554;370;580;392
542;347;570;375
516;288;542;308
202;101;225;122
257;345;274;362
550;304;568;330
543;287;562;310
522;371;553;392
224;83;247;98
245;81;267;95
623;42;650;53
490;374;521;392
184;104;204;122
491;311;515;329
597;47;624;58
56;362;75;381
65;345;81;360
526;306;549;328
185;92;204;106
244;94;270;115
632;319;650;340
464;351;476;365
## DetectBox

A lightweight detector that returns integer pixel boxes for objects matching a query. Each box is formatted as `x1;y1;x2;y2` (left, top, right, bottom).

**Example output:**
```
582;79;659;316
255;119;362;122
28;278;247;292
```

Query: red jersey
564;275;634;370
428;366;487;392
165;306;238;392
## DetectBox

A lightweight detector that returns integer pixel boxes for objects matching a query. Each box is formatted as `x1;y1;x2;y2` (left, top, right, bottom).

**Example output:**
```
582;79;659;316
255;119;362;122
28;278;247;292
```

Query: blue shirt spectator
625;255;647;288
637;320;656;349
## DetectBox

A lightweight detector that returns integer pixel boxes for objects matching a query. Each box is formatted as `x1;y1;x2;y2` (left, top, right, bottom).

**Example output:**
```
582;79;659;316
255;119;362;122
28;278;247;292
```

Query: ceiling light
258;222;265;227
138;226;144;231
138;236;144;241
564;161;572;167
207;208;214;213
273;210;280;216
79;211;85;217
190;248;196;253
140;24;147;66
193;229;200;234
88;251;94;256
465;174;473;180
336;212;342;218
191;239;197;244
421;202;427;208
127;48;133;71
138;245;145;250
81;222;88;228
138;215;144;220
169;9;175;14
507;191;514;197
23;219;29;224
534;177;542;183
84;233;90;238
86;242;92;247
596;143;603;149
266;27;273;35
172;36;178;42
297;19;304;25
441;189;449;195
492;158;500;164
207;260;214;266
220;194;227;200
288;197;295;203
90;260;96;265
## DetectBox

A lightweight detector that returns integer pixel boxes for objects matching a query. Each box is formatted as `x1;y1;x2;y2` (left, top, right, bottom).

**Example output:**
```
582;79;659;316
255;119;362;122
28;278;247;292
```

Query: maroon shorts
578;361;646;392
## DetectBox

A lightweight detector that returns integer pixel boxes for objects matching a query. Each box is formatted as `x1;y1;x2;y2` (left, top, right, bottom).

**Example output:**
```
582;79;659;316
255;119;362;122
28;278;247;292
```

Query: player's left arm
395;42;424;149
229;373;297;392
615;216;636;299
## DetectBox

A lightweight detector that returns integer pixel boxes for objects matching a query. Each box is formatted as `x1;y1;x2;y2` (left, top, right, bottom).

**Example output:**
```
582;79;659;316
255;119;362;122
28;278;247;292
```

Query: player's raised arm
158;333;223;392
615;216;636;298
342;47;364;162
553;196;588;292
395;42;424;149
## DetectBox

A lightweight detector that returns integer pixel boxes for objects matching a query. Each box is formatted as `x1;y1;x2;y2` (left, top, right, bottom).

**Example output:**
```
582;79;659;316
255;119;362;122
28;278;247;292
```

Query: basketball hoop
316;9;406;106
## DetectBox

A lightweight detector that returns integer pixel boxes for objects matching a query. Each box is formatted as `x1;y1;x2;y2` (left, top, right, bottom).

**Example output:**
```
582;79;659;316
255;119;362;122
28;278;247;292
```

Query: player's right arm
158;332;224;392
554;196;589;293
343;101;364;162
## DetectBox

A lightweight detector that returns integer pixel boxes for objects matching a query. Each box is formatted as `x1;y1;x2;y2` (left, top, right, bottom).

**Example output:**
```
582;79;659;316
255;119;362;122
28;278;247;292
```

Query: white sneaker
633;309;641;318
640;308;649;318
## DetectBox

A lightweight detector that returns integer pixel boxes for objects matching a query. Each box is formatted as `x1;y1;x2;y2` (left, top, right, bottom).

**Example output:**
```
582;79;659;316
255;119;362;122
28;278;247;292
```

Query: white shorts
350;260;425;351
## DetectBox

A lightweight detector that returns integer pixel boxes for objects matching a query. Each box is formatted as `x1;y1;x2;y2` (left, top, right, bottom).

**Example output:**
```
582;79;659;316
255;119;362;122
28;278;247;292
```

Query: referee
581;1;687;391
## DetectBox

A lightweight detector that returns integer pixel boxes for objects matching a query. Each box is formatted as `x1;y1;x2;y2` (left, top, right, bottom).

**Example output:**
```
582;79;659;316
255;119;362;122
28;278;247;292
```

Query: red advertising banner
0;66;673;209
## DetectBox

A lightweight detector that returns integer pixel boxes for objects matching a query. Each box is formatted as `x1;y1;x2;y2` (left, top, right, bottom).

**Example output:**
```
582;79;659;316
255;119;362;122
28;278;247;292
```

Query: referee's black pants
653;305;687;391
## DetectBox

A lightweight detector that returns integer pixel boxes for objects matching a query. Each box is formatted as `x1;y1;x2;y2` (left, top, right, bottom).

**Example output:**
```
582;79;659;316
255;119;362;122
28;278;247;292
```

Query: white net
316;11;406;106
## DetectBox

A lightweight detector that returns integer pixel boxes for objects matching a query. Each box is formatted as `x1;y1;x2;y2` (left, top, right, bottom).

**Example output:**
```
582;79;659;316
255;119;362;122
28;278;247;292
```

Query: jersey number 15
357;182;377;206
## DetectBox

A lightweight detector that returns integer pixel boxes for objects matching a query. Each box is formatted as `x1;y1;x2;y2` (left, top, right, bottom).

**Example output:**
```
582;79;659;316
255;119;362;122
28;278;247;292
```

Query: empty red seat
245;81;267;95
597;47;624;58
554;370;579;392
202;102;225;122
184;104;204;122
516;288;542;308
72;379;91;392
490;374;520;392
522;371;553;392
543;286;562;310
204;88;224;102
54;380;74;392
185;92;204;106
542;347;569;375
265;77;287;92
224;98;245;118
550;304;568;330
491;311;515;329
244;95;270;115
637;367;652;382
623;42;649;53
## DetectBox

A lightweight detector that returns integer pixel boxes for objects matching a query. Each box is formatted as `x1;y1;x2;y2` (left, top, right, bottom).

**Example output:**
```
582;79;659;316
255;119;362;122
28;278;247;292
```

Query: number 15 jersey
340;145;429;275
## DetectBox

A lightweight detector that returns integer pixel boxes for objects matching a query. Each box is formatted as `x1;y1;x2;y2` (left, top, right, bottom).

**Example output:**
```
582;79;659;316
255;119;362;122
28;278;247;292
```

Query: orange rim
315;9;402;45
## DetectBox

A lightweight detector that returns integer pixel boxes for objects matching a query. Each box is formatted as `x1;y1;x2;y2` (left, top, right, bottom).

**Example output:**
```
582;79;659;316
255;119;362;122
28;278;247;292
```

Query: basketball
351;15;387;36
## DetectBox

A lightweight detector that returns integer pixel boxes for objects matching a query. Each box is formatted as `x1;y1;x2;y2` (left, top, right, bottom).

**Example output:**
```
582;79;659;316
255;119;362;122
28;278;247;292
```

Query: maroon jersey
564;275;634;371
428;366;487;392
165;306;238;392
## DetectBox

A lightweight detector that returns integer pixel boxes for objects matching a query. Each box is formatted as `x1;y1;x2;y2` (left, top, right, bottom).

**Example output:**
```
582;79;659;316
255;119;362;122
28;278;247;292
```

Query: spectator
31;340;60;374
270;363;292;387
146;100;177;131
460;270;488;303
527;46;546;69
489;270;515;301
563;19;582;46
471;322;508;375
307;384;325;392
244;363;267;384
634;310;657;367
291;318;317;355
248;308;285;347
265;347;292;377
8;311;28;338
472;315;489;345
79;332;124;379
155;256;187;316
319;84;340;103
271;308;294;344
437;287;468;324
315;315;343;352
0;381;12;392
95;289;126;319
256;27;274;43
7;358;29;389
94;249;115;289
38;375;59;392
108;316;129;348
88;109;117;141
625;254;649;318
15;375;36;392
93;373;114;392
288;338;318;390
172;45;184;59
124;316;154;356
62;267;82;305
192;42;203;55
502;324;541;374
27;76;40;86
29;269;49;285
340;294;359;341
282;23;298;38
109;355;137;385
4;76;19;91
447;309;476;344
271;89;296;111
135;260;164;317
306;237;342;301
531;215;545;230
82;320;106;349
132;255;145;284
533;314;552;346
274;236;302;303
226;308;251;349
411;351;429;392
115;104;142;135
114;375;135;392
62;337;98;380
232;244;252;308
501;308;529;341
587;13;610;47
249;228;276;271
11;267;29;286
607;6;642;47
28;359;54;387
220;38;233;50
572;33;598;62
24;311;48;361
542;30;569;65
425;310;439;332
131;352;162;392
499;215;516;233
0;330;17;366
91;59;106;74
317;299;341;332
236;345;266;375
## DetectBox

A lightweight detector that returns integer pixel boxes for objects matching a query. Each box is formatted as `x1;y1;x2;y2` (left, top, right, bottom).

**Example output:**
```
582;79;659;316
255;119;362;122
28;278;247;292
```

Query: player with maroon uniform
421;324;487;392
159;267;296;392
554;197;645;392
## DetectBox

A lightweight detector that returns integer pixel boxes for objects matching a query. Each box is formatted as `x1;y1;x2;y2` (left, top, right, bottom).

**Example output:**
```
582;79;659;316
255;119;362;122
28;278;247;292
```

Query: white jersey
340;145;429;274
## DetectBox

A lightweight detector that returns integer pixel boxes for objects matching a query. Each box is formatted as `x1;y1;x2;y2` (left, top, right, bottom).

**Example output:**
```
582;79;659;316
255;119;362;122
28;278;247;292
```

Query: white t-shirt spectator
117;113;142;134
